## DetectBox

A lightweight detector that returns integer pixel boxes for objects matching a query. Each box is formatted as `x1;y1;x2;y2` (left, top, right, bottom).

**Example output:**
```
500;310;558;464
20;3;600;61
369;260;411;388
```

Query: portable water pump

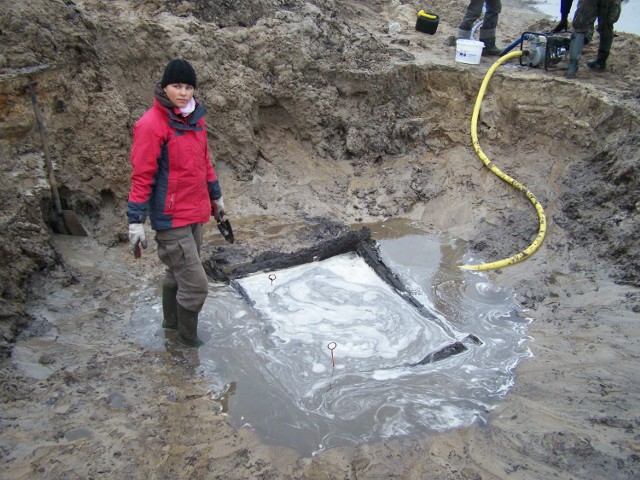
519;32;571;70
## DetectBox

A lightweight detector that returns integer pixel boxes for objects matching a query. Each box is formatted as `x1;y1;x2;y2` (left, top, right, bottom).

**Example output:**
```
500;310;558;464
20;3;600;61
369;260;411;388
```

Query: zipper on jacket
168;194;174;212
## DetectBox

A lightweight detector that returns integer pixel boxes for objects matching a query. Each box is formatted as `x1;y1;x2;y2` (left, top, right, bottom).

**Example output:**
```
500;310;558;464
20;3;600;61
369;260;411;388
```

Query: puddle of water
129;220;532;456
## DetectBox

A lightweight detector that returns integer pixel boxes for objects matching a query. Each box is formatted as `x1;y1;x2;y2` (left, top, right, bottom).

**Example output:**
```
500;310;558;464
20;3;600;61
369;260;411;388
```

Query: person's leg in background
567;0;598;78
478;0;503;55
587;0;621;72
553;0;575;32
458;0;486;39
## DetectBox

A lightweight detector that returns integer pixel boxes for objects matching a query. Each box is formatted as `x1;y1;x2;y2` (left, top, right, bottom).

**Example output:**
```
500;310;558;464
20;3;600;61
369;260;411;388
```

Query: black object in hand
216;217;234;244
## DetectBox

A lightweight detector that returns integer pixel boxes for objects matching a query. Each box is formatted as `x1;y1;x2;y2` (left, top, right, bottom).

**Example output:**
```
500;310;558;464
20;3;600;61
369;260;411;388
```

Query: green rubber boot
177;303;204;348
457;28;471;40
587;32;613;72
481;38;503;56
162;286;178;330
566;33;585;79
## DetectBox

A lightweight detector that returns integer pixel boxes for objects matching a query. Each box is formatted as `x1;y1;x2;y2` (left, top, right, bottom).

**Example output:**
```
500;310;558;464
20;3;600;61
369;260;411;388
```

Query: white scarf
179;97;196;116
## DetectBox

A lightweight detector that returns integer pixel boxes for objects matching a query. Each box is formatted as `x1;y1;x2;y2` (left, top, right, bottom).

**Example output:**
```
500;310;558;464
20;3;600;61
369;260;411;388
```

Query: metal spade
26;81;87;236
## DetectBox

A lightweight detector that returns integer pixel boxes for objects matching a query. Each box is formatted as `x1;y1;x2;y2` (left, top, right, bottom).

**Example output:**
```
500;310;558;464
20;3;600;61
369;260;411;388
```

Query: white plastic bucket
455;39;484;65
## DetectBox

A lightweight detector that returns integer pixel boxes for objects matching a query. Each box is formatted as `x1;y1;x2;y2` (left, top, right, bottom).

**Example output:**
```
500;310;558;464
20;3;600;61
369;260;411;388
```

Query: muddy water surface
127;220;533;456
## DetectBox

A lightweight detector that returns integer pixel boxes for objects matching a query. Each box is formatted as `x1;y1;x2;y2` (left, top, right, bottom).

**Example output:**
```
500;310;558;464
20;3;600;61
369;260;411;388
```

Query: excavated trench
124;60;638;454
3;0;640;476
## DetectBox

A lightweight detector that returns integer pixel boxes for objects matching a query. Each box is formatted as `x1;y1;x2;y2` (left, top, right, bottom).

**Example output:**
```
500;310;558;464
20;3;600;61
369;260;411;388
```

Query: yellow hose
460;50;547;271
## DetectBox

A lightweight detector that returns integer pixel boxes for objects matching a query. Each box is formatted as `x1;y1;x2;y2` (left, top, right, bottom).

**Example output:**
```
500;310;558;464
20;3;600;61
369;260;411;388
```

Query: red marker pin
327;342;337;368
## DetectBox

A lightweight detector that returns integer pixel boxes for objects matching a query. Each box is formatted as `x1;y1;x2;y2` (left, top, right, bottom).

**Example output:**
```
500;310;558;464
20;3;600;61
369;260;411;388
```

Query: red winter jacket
127;98;221;231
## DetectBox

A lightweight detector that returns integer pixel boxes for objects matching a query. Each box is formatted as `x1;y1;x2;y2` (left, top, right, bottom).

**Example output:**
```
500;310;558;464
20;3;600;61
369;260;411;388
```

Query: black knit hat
161;59;197;88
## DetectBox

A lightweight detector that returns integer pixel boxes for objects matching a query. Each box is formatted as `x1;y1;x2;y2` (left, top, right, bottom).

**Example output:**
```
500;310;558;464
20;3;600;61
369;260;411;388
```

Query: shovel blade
217;218;234;244
62;210;88;236
50;212;70;235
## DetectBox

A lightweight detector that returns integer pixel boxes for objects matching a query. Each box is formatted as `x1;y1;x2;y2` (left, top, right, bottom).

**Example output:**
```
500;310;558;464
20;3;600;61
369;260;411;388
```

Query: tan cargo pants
155;223;209;313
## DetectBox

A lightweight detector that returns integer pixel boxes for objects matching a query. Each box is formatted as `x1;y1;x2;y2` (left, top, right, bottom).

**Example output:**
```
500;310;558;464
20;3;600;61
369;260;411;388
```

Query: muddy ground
1;0;640;478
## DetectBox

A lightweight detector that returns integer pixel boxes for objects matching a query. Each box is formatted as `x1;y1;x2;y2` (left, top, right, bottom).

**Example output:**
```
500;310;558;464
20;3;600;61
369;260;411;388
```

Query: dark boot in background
481;37;503;56
479;28;503;56
457;28;471;40
566;33;585;78
552;0;573;32
177;303;204;348
587;32;613;72
552;16;569;33
162;285;178;329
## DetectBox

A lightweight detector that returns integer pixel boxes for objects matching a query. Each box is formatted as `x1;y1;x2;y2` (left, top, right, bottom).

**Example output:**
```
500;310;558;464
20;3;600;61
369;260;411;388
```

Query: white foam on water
238;253;454;366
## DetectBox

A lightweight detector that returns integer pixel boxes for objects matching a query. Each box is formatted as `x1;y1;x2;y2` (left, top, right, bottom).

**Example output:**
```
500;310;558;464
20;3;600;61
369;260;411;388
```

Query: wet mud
2;0;640;478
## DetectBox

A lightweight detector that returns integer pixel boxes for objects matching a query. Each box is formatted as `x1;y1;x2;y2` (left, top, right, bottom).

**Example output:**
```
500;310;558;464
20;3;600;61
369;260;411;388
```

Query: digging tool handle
27;81;63;216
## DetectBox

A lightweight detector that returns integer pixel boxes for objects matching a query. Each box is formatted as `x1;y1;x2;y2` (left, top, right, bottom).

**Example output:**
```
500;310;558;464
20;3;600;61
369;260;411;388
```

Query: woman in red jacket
127;59;225;348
